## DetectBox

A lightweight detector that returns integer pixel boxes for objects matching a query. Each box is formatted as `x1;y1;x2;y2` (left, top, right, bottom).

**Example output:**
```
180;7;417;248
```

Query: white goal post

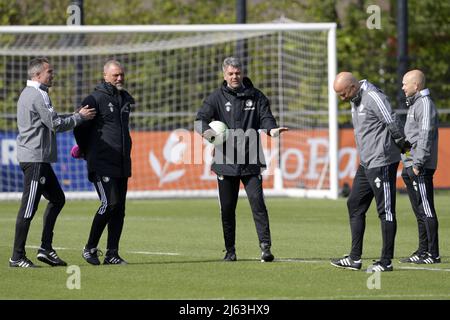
0;23;338;200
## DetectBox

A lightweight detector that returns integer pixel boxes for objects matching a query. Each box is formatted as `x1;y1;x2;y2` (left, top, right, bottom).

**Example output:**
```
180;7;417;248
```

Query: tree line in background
1;0;449;124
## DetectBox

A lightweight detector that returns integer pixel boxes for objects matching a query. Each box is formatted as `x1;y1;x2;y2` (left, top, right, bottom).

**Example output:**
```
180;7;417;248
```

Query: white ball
208;120;229;145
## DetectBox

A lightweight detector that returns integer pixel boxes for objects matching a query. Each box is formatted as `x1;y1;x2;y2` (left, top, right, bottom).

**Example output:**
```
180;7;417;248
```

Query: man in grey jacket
9;57;95;268
330;72;407;272
399;69;440;264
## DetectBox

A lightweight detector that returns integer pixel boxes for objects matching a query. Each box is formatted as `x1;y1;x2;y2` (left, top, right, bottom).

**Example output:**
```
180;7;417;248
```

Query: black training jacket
195;77;278;176
74;81;134;181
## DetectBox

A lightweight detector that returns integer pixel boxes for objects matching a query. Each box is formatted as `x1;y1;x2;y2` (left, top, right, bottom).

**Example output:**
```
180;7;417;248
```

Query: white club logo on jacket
108;102;114;113
358;104;366;115
244;99;255;111
225;101;231;112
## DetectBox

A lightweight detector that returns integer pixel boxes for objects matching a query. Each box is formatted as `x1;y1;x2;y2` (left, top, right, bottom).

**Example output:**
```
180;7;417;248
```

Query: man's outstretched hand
270;127;289;137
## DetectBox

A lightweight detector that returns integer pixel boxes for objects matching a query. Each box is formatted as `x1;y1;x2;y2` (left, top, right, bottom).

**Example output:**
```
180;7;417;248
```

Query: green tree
296;0;450;123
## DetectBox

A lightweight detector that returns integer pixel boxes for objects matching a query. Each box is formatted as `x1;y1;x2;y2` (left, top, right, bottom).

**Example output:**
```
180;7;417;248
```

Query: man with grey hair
10;57;95;268
195;56;287;262
74;60;134;266
330;72;408;272
399;69;440;264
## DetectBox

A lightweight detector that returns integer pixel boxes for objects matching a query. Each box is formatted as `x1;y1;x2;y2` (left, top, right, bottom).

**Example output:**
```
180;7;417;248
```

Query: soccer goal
0;23;338;200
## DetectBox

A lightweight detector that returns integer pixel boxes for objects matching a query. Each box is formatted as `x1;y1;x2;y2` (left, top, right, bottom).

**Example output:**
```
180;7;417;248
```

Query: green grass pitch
0;193;449;300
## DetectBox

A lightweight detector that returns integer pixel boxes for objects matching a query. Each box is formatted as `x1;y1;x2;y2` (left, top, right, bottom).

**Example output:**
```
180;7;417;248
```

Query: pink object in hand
71;145;82;159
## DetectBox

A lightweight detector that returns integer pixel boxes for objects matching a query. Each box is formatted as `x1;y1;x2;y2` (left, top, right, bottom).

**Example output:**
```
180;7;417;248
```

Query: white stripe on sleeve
368;91;393;123
421;97;430;131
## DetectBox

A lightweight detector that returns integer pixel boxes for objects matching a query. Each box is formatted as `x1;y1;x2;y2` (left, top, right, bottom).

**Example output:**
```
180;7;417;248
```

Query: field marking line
25;245;180;256
276;258;323;263
128;251;180;256
11;246;450;267
397;266;450;272
278;259;450;271
27;245;71;250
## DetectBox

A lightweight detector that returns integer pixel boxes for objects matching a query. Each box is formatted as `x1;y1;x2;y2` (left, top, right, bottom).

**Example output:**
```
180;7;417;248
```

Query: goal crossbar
0;23;338;200
0;23;337;34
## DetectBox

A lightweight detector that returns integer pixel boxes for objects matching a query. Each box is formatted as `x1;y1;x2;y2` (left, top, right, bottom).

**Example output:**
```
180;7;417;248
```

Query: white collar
420;88;430;97
27;80;41;89
359;79;368;91
27;80;49;92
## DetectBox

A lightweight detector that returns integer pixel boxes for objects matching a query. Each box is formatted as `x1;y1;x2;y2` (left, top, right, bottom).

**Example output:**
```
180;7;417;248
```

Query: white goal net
0;23;338;200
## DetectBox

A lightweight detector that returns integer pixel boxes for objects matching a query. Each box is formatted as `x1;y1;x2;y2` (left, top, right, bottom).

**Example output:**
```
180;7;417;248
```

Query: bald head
334;72;360;101
402;69;425;97
103;60;125;90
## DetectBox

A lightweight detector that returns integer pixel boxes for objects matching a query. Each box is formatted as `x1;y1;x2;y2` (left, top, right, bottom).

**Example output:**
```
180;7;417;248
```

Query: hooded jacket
195;77;278;176
74;81;134;180
402;88;438;170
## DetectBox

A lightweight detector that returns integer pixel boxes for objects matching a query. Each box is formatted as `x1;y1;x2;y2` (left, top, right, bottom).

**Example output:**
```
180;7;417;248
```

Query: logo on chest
357;104;366;116
108;102;114;113
244;99;255;111
225;101;232;112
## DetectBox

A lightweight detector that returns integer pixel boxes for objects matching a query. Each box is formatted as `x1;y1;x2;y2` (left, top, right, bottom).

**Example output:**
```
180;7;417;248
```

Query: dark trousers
401;166;439;258
347;163;398;264
12;162;65;260
217;174;271;250
86;175;128;252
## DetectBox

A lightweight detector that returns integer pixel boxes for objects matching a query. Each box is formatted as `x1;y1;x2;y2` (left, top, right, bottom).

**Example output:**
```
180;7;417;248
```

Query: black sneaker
104;250;128;265
223;248;237;261
82;247;102;265
366;260;393;272
415;253;441;264
260;243;274;262
330;255;362;270
9;256;37;268
399;251;423;264
37;248;67;267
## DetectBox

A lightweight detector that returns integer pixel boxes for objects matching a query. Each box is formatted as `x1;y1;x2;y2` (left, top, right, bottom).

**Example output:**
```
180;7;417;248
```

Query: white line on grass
27;245;71;250
16;246;450;267
398;266;450;272
278;259;450;272
276;258;322;263
25;245;180;256
128;251;180;256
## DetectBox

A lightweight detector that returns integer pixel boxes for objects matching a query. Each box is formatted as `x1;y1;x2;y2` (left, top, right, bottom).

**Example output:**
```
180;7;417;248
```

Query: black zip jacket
195;77;278;176
74;81;134;181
